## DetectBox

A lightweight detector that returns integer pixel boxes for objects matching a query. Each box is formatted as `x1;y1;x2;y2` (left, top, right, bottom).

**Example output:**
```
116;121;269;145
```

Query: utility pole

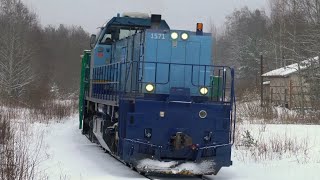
260;54;264;107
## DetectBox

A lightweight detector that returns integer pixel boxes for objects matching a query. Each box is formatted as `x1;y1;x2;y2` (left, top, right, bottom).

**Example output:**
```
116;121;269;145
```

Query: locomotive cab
79;13;236;176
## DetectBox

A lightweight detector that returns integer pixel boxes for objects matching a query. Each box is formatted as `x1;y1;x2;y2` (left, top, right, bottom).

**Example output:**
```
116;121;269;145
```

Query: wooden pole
289;80;293;109
261;55;264;107
271;88;273;104
285;89;288;108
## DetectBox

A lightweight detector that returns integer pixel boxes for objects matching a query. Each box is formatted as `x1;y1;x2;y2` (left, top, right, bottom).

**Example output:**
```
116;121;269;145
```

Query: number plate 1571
151;33;165;40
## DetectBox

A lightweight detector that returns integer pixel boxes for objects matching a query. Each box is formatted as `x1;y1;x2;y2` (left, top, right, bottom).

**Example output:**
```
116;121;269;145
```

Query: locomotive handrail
93;61;233;70
138;61;171;85
231;95;237;145
229;69;236;145
91;60;235;104
93;61;233;86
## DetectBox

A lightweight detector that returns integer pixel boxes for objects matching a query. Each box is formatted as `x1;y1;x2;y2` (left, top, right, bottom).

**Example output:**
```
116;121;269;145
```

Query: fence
263;83;313;109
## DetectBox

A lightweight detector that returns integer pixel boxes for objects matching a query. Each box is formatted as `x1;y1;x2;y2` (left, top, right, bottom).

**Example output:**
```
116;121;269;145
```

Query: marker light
196;23;204;35
145;84;155;92
171;32;178;40
197;23;203;32
199;87;208;95
199;110;207;119
181;33;189;40
190;144;198;151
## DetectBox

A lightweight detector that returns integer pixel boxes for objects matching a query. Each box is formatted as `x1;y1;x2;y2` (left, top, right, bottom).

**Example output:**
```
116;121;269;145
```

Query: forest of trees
0;0;89;106
1;1;319;179
0;0;319;111
215;0;320;111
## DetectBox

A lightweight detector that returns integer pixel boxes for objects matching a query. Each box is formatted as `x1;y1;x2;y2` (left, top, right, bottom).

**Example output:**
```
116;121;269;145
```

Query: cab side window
100;34;113;45
119;29;133;40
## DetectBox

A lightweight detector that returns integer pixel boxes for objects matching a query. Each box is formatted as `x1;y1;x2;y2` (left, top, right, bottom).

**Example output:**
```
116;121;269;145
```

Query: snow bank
235;123;320;163
38;115;144;180
29;115;320;180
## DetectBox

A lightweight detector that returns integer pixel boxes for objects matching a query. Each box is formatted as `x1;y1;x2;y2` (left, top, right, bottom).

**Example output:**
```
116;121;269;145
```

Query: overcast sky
22;0;268;34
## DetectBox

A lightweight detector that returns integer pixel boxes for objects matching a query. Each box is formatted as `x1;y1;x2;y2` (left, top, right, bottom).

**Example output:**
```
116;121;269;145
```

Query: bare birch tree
0;0;37;102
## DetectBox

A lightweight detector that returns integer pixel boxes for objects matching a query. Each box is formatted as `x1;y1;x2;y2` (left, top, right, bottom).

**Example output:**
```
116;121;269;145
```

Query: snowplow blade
135;159;218;175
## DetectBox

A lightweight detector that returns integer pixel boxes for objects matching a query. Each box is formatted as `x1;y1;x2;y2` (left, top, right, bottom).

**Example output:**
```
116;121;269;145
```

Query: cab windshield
99;27;139;45
100;34;112;45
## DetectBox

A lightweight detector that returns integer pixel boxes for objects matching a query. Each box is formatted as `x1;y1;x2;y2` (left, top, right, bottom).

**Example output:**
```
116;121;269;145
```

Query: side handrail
230;68;236;145
93;61;233;85
232;95;236;145
91;61;235;103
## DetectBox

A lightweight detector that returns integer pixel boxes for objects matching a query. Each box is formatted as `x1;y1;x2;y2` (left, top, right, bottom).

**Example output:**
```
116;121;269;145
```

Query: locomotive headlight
199;87;208;95
199;110;207;119
171;32;178;40
145;84;155;92
181;33;189;40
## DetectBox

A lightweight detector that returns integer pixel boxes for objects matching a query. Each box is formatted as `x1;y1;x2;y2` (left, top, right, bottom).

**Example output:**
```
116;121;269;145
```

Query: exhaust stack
151;14;162;29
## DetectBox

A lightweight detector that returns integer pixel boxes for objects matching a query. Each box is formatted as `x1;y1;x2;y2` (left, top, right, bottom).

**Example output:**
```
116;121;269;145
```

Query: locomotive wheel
88;118;97;143
82;117;90;135
88;128;94;142
138;171;146;176
102;114;118;154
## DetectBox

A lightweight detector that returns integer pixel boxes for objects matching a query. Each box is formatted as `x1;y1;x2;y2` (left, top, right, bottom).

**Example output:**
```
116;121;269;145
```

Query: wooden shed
262;56;319;109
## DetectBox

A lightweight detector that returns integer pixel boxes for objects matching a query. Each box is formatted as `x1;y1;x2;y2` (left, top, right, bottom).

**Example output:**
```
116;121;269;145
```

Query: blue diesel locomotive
79;13;236;176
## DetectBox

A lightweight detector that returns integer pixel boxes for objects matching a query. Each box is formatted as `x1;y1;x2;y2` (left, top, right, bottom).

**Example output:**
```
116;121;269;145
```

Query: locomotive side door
89;28;113;98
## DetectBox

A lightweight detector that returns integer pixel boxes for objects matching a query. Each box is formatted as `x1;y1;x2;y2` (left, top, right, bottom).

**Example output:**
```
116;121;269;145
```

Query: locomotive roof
105;16;170;30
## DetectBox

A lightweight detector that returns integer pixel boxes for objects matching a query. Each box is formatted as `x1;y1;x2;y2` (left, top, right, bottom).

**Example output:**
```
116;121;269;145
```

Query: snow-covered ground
36;115;320;180
38;116;143;180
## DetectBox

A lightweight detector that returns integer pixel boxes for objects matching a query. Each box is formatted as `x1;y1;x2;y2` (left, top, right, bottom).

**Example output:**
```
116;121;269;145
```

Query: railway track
143;174;212;180
93;139;213;180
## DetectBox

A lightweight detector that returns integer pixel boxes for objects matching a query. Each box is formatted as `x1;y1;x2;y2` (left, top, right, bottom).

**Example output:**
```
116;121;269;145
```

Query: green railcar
79;50;91;129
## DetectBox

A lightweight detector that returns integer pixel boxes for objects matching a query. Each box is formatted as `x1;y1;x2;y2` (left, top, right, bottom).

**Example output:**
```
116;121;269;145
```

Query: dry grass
0;99;78;180
234;123;311;163
234;91;315;163
237;99;320;124
237;91;320;124
28;100;78;123
0;109;46;180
